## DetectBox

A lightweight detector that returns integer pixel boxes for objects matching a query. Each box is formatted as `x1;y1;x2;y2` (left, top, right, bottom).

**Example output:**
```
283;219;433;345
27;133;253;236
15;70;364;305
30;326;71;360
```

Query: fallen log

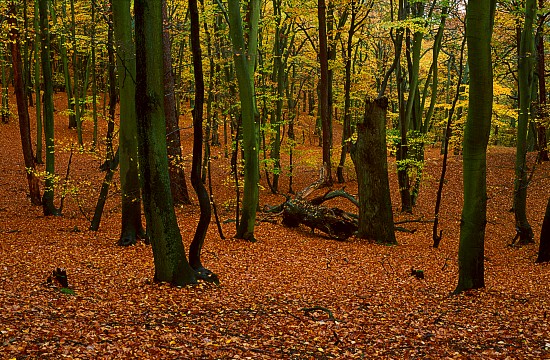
281;199;358;241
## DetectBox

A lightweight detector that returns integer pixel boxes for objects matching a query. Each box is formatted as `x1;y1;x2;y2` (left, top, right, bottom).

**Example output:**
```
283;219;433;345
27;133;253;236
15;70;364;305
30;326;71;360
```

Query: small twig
301;306;337;321
394;218;435;225
59;146;75;214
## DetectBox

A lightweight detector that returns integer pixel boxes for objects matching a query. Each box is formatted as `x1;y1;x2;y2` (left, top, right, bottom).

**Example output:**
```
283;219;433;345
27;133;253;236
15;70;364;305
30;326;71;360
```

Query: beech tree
513;0;536;245
135;0;196;285
455;0;496;294
227;0;260;242
8;1;41;206
112;0;146;246
39;0;59;216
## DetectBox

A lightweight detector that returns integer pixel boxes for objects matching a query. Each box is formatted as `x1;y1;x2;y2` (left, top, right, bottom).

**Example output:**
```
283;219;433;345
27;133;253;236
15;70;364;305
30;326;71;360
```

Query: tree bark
513;0;536;245
455;0;496;294
536;198;550;262
228;0;260;242
318;0;332;185
350;97;396;244
188;0;218;284
135;0;196;285
112;0;146;246
39;0;59;216
8;2;42;206
163;1;191;205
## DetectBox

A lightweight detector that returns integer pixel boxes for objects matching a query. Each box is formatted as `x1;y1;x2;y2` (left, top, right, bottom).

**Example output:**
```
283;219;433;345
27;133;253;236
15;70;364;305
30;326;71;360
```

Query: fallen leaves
1;93;550;357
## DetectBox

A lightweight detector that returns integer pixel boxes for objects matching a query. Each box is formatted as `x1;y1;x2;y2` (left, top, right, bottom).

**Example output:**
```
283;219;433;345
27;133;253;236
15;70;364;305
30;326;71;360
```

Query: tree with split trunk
455;0;496;294
135;0;196;285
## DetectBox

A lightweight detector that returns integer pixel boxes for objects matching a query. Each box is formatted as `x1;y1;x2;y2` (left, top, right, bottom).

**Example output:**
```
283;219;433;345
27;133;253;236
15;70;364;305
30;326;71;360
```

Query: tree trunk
318;0;332;185
8;2;42;206
39;0;59;216
188;0;218;283
112;0;146;246
455;0;496;294
536;198;550;262
33;0;42;163
228;0;260;242
350;97;396;244
536;0;549;162
163;1;191;205
135;0;196;285
513;0;536;245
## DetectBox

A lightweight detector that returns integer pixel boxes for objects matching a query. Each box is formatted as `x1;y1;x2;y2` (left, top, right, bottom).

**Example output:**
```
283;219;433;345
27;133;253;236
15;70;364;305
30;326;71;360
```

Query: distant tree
318;0;332;185
135;0;196;285
111;0;146;246
7;1;41;206
39;0;59;216
455;0;496;294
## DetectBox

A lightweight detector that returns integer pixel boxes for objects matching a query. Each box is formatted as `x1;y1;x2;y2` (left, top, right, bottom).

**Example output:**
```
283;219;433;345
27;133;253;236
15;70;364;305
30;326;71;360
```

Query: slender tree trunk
163;1;191;205
70;0;83;146
514;0;536;245
536;0;549;162
1;48;10;124
318;0;332;185
536;198;550;262
34;0;42;163
91;0;98;150
455;0;496;294
351;97;396;244
90;16;118;232
39;0;59;216
135;0;196;285
188;0;218;283
112;0;146;246
228;0;260;242
8;2;42;206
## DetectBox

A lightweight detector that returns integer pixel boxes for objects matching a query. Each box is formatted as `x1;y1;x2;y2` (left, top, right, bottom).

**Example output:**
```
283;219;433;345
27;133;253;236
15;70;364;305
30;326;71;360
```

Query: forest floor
1;92;550;359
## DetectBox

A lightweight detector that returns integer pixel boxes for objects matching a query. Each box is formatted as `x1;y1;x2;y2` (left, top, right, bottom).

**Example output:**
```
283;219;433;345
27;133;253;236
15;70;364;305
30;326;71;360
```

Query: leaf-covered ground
1;94;550;358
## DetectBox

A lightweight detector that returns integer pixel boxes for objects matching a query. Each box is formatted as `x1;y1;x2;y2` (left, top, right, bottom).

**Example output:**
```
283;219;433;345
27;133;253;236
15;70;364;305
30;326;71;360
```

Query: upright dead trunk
8;2;41;206
351;97;396;244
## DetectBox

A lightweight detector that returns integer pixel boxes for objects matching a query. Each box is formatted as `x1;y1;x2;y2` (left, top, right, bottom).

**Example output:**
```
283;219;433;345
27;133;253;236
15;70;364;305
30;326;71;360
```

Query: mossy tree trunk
351;97;396;244
39;0;59;216
227;0;260;242
111;0;146;246
455;0;496;294
135;0;196;285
